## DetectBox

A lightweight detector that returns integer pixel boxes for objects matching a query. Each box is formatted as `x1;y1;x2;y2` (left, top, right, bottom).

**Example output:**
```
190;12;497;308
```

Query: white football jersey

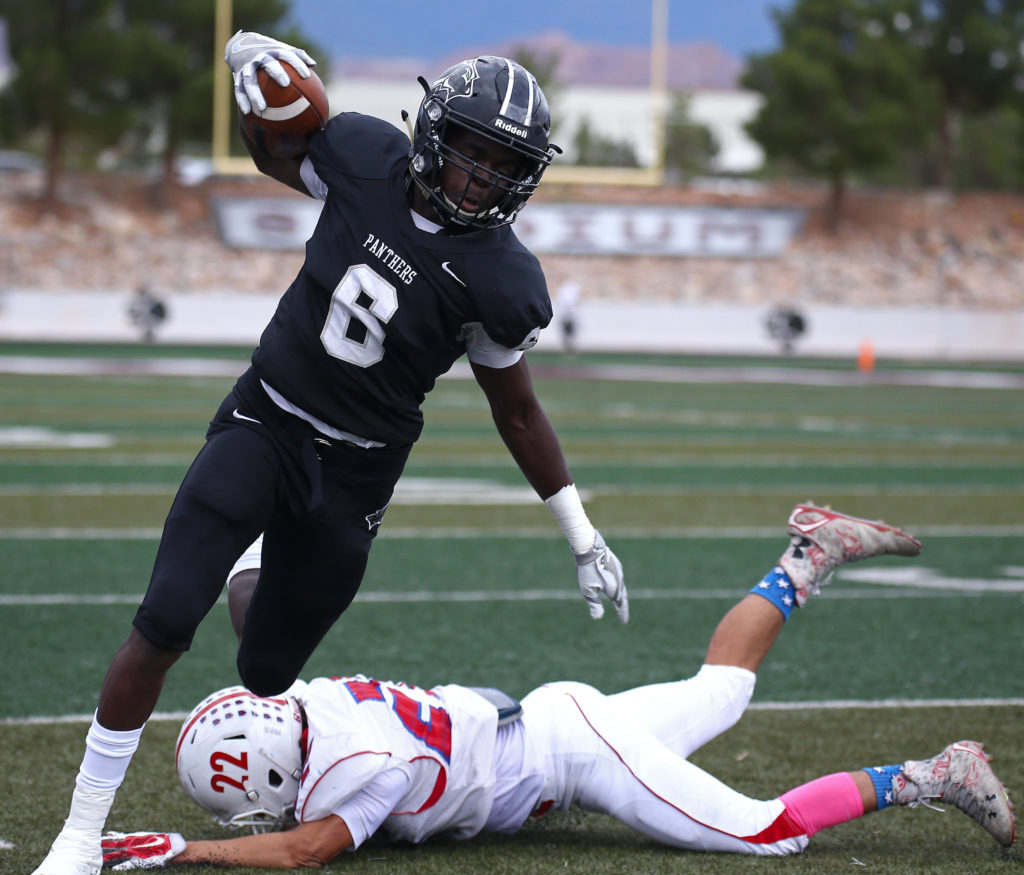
295;675;499;843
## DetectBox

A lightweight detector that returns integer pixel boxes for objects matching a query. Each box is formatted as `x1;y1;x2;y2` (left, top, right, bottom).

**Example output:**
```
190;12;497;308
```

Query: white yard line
0;356;243;378
1;582;1019;608
747;698;1024;710
3;454;1020;468
0;484;177;495
0;528;166;538
3;355;1024;389
5;697;1023;726
1;482;1020;497
2;525;1024;540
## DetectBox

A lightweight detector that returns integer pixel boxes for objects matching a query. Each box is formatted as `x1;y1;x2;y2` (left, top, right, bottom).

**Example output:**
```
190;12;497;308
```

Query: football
241;62;330;159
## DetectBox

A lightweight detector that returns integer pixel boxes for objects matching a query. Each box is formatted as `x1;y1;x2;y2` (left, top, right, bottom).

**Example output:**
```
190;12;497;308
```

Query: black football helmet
409;56;559;230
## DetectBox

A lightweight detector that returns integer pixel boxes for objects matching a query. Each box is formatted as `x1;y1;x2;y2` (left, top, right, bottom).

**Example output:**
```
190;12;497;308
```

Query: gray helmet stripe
498;57;534;126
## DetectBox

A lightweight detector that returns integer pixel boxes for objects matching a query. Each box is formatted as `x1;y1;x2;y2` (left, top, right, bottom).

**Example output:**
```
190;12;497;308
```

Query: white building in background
324;30;765;176
688;90;764;173
323;77;763;174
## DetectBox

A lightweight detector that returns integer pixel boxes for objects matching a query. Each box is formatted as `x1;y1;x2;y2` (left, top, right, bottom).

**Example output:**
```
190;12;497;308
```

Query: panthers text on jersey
250;113;553;447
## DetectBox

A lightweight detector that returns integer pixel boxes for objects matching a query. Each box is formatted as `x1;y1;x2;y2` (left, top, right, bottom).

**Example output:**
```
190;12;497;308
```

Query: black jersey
250;113;552;447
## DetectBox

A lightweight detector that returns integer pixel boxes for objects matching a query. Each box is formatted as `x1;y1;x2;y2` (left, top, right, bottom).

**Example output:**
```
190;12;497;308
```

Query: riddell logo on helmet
493;118;528;139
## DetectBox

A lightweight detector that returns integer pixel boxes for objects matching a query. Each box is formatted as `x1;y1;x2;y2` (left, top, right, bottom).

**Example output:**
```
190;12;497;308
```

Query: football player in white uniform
99;505;1016;869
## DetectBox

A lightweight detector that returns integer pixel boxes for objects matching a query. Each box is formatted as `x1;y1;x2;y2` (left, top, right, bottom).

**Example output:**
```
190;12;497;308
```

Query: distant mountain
332;30;745;90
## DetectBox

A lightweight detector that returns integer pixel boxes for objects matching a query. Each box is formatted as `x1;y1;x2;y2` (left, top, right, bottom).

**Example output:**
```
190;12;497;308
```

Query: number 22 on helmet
175;686;305;833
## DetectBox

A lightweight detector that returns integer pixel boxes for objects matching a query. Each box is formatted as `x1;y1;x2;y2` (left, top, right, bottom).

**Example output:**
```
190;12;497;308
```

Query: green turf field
1;344;1022;873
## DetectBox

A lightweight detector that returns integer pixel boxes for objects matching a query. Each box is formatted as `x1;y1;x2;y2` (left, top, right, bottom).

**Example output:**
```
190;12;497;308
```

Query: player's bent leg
606;506;921;762
779;742;1017;849
96;628;181;728
607;664;755;759
35;412;279;875
33;619;185;874
237;442;407;696
227;568;260;640
778;772;870;839
225;534;264;639
34;599;186;875
524;683;808;856
134;425;278;654
237;517;374;696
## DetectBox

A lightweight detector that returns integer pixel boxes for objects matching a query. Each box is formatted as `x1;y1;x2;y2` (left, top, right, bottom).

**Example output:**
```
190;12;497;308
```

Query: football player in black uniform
34;32;627;875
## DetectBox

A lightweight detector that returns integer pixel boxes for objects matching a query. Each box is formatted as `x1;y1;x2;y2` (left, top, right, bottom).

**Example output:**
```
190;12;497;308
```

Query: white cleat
31;829;102;875
33;784;114;875
778;503;921;607
896;739;1017;847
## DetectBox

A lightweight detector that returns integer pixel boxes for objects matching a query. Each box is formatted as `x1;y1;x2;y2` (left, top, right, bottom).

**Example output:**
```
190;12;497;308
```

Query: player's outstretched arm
102;817;353;869
471;358;628;622
471;358;572;498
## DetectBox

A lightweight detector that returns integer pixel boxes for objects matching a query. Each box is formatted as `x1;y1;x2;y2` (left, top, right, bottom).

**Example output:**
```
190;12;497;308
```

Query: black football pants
133;381;410;696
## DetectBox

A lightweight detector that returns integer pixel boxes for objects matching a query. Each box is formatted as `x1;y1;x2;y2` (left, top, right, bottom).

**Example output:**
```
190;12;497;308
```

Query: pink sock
779;772;865;837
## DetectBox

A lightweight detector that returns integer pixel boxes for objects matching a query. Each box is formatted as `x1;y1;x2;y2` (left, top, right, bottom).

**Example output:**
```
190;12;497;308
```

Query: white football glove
224;30;316;115
574;530;629;623
101;832;185;870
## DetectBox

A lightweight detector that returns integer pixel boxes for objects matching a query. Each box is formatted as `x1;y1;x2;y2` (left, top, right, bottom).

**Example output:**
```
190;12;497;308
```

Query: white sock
35;716;142;872
77;712;144;792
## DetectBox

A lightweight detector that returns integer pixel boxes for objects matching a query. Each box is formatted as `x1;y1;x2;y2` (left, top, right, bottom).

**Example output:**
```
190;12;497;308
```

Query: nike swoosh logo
132;836;169;851
441;261;466;287
230;36;280;54
232;408;262;425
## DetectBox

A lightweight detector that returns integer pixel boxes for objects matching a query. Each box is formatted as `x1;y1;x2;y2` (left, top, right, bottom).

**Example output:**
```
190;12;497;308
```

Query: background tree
742;0;931;230
0;0;322;204
571;116;640;167
662;92;718;182
0;0;134;203
120;0;325;201
952;104;1024;189
907;0;1024;189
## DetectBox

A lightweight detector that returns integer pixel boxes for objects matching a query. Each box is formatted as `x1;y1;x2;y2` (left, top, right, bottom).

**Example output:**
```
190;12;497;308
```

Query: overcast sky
284;0;781;61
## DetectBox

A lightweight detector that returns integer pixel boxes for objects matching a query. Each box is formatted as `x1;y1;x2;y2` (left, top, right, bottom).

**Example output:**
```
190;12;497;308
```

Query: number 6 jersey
295;676;499;844
250;112;553;447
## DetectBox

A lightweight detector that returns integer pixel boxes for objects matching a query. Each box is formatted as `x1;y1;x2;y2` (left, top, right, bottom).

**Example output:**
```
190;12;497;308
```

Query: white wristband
544;484;596;555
